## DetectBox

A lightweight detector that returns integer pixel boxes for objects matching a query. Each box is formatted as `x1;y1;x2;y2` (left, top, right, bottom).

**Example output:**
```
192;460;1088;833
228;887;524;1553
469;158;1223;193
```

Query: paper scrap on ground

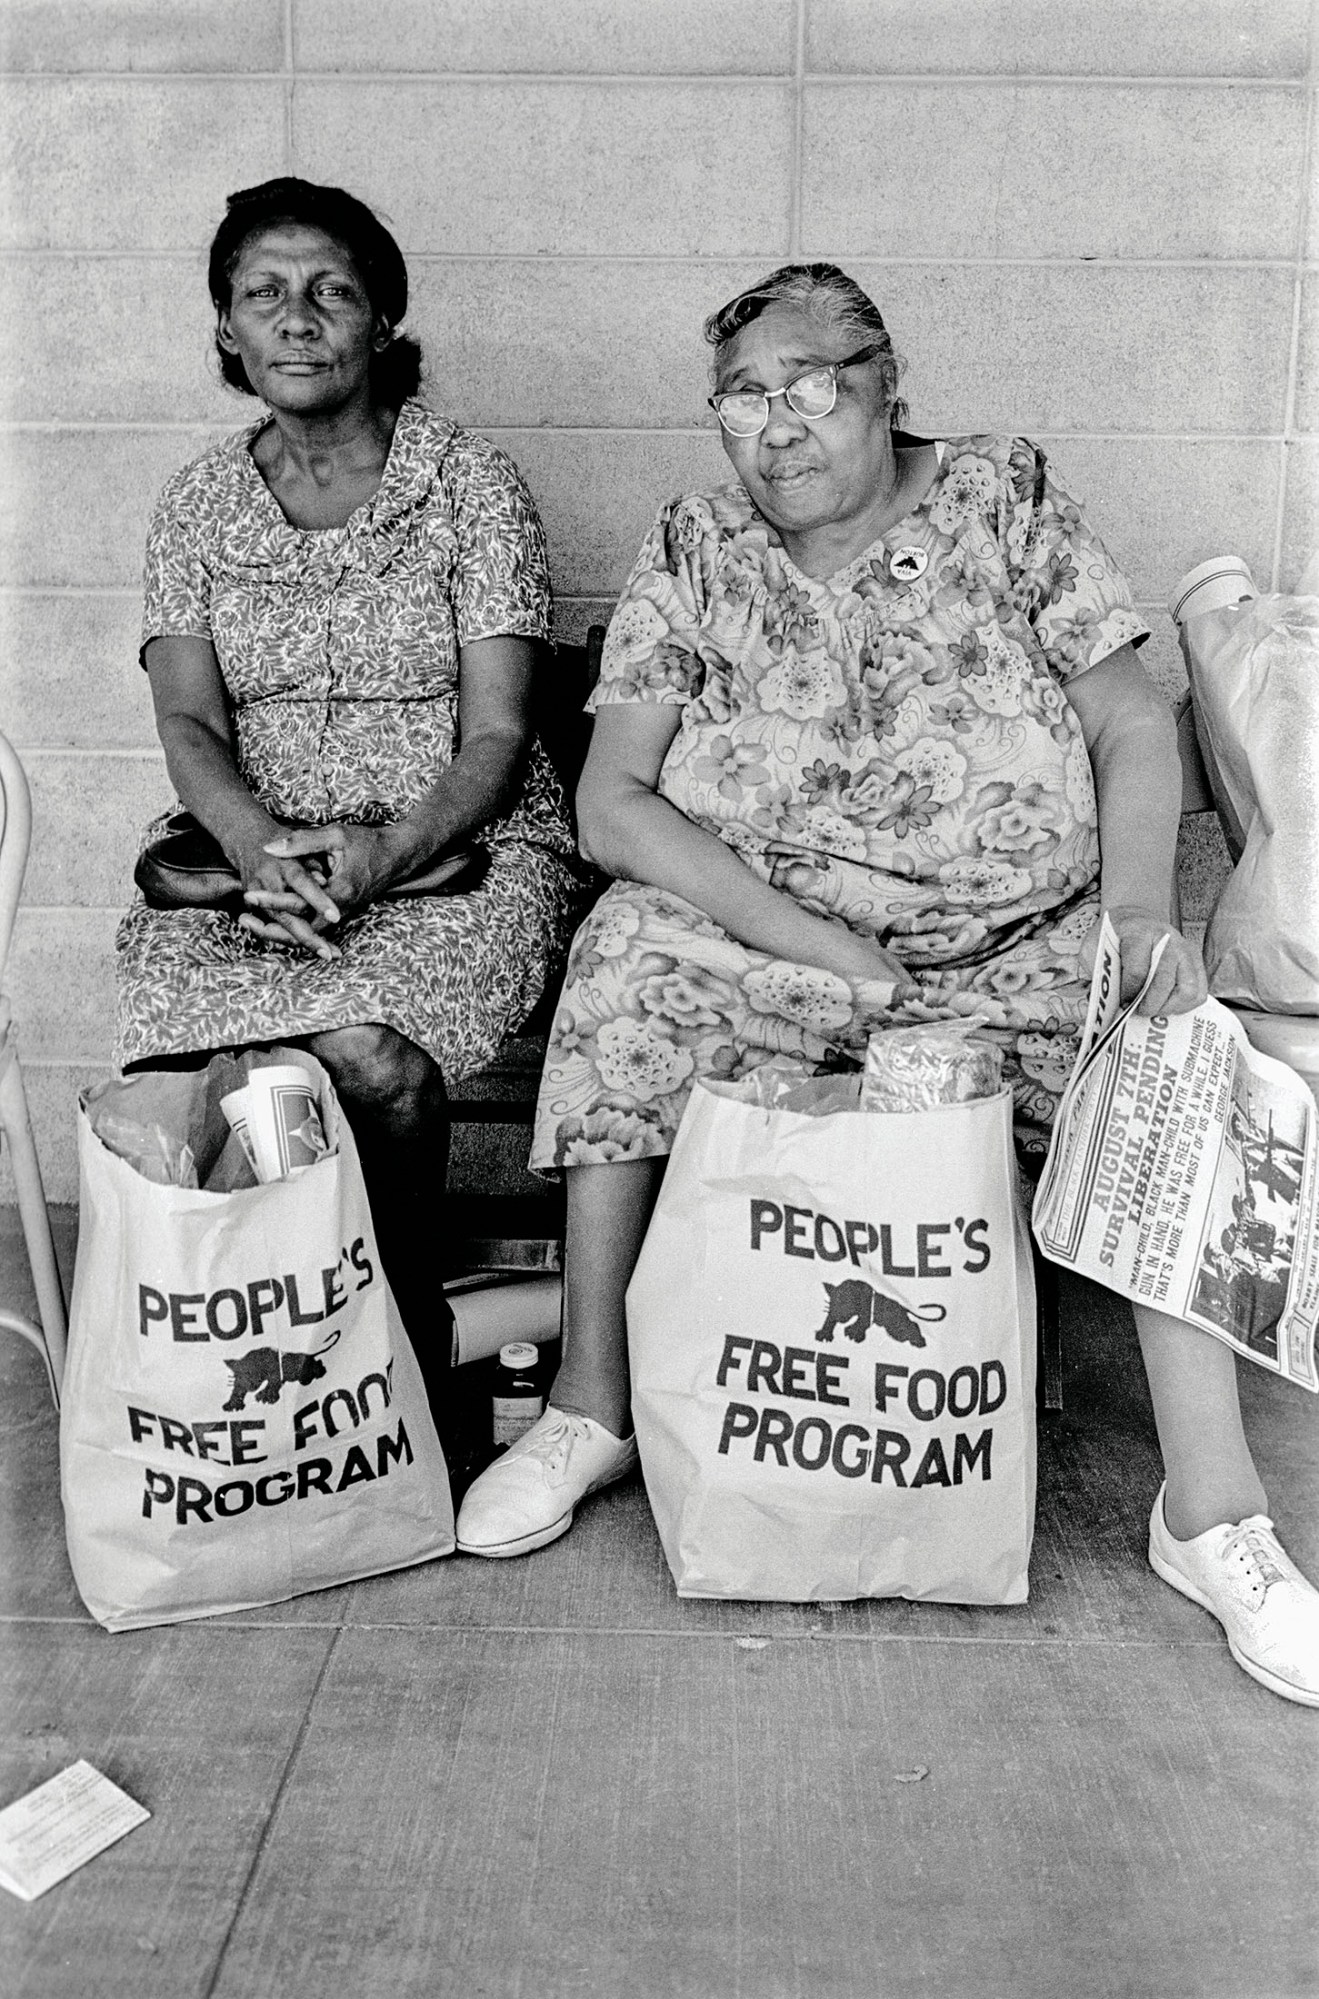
0;1761;150;1901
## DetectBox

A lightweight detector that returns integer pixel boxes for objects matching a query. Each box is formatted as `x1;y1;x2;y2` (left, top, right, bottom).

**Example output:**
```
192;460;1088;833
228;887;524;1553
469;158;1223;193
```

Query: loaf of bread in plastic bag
860;1022;1003;1112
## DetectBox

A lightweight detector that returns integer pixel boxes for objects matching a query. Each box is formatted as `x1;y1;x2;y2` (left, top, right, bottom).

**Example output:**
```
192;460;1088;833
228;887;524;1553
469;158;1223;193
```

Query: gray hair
704;263;908;429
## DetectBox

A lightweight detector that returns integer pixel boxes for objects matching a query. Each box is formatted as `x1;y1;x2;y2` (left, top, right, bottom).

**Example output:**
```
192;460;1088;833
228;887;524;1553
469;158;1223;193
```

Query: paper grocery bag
60;1056;454;1631
627;1075;1036;1604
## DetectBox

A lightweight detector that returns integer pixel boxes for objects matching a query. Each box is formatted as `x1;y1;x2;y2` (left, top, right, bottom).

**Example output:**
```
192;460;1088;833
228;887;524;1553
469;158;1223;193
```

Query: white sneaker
1148;1484;1319;1707
455;1406;639;1558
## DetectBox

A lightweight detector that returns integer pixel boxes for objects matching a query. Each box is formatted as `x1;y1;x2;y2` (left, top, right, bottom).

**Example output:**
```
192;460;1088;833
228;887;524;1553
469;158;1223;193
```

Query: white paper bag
60;1056;454;1631
627;1075;1037;1604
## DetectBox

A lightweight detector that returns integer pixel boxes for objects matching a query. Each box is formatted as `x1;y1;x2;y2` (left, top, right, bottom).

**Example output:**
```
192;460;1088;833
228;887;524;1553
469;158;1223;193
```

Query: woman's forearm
159;714;282;863
1069;647;1183;921
580;777;901;983
376;726;530;874
1089;707;1182;919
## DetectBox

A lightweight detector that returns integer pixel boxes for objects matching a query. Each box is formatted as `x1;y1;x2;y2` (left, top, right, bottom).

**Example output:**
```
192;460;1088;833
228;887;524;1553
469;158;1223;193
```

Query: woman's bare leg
1134;1303;1267;1539
306;1025;450;1380
550;1159;666;1438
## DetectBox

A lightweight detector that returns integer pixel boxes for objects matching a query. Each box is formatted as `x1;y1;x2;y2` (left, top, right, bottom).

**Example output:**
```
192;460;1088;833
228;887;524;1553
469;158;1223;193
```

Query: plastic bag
861;1022;1003;1112
1178;558;1319;1012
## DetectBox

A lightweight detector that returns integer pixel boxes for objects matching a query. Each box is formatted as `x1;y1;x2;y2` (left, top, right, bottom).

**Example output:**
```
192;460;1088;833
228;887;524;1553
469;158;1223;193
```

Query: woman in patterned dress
457;264;1319;1706
116;178;580;1356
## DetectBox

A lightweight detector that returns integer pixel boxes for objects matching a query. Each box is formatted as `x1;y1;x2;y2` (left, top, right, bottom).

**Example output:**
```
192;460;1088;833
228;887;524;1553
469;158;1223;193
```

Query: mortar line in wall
0;1053;114;1068
1271;299;1304;597
788;0;805;258
19;747;164;760
1269;54;1316;589
0;589;1180;614
3;70;1303;88
0;422;1300;443
283;0;295;172
3;248;1311;272
798;72;1304;89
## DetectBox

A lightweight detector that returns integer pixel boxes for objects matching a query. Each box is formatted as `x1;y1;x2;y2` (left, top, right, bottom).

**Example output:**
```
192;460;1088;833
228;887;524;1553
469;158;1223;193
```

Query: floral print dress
531;435;1150;1169
117;400;581;1079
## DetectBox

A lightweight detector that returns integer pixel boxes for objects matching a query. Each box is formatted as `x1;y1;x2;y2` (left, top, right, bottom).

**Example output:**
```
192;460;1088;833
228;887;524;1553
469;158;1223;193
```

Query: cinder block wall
1;0;1315;1200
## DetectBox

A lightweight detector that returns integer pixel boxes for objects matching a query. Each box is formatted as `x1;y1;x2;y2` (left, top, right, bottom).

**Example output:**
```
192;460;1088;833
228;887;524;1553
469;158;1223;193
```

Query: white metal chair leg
0;1038;67;1406
0;1307;60;1407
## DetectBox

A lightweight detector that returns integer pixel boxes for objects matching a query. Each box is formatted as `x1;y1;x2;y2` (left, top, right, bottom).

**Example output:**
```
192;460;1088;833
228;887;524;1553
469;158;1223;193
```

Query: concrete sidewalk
1;1209;1315;1998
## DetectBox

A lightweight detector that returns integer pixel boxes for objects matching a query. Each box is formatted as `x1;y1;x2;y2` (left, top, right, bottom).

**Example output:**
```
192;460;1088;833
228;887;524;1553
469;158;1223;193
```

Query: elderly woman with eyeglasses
456;263;1319;1707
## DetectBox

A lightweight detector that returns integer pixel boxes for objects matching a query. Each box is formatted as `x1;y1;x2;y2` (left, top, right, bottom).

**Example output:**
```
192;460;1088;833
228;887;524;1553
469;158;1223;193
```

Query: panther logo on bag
221;1330;341;1411
812;1279;946;1349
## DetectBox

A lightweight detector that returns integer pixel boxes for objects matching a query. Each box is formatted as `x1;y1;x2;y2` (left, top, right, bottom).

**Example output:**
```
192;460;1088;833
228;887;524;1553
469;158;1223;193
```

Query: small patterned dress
531;435;1150;1169
117;399;581;1079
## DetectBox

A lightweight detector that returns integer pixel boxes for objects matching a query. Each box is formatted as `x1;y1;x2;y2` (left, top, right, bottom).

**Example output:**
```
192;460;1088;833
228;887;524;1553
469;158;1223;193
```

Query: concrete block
0;591;157;749
21;750;171;907
1280;439;1318;590
800;84;1306;260
865;264;1294;439
292;81;793;257
0;1059;107;1203
490;428;729;598
1294;275;1319;437
1038;436;1280;602
295;0;794;73
0;254;239;424
1;79;285;250
410;258;764;429
806;0;1310;77
0;427;223;588
6;908;120;1062
0;0;284;71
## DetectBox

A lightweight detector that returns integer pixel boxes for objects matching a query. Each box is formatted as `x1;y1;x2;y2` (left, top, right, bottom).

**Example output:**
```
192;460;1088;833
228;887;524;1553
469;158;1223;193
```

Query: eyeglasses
709;347;880;437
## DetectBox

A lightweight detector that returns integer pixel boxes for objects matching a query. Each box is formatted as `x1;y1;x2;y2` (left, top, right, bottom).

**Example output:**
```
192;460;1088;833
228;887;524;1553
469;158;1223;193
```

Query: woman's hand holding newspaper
1080;906;1208;1016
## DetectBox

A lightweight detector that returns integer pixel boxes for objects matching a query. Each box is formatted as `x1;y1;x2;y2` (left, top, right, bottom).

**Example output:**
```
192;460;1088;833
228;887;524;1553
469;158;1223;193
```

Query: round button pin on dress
890;545;928;581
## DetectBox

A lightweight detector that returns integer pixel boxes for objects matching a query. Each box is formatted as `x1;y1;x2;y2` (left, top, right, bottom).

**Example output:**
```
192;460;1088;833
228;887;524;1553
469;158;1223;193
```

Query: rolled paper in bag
221;1065;328;1183
449;1276;563;1366
219;1087;256;1175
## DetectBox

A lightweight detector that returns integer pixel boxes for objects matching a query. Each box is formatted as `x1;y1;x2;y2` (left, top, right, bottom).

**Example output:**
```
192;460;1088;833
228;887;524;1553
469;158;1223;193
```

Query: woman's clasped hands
236;823;407;960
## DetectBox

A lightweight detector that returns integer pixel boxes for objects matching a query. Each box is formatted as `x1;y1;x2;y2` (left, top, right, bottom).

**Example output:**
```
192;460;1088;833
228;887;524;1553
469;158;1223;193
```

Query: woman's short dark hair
208;176;423;405
704;263;907;429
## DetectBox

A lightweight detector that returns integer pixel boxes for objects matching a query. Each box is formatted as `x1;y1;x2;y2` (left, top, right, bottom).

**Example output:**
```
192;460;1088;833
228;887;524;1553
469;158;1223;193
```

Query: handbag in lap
134;809;489;913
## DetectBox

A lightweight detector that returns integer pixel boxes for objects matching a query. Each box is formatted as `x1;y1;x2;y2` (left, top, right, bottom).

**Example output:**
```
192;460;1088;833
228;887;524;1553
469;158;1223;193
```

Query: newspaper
1033;915;1319;1390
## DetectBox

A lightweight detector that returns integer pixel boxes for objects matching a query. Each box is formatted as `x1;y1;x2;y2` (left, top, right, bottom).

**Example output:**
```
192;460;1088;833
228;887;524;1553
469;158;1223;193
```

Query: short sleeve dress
531;435;1150;1168
116;399;582;1079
